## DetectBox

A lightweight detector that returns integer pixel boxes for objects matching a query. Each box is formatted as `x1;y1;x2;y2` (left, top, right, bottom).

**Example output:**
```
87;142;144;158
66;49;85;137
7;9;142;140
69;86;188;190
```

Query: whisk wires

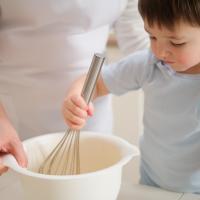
39;130;80;175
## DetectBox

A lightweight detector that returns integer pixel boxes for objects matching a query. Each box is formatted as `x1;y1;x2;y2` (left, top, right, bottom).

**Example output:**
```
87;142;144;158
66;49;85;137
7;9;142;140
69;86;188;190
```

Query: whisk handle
81;53;105;104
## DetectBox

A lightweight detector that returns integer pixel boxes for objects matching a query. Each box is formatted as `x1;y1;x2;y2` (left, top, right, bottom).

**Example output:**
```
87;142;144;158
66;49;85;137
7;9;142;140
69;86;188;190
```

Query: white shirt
0;1;149;198
0;0;148;139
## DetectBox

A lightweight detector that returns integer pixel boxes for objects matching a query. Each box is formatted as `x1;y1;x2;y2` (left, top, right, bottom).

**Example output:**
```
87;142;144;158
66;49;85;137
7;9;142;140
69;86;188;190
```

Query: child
63;0;200;193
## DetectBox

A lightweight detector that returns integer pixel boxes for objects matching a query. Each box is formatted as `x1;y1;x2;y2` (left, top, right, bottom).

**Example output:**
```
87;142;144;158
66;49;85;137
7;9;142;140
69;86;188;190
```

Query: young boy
63;0;200;193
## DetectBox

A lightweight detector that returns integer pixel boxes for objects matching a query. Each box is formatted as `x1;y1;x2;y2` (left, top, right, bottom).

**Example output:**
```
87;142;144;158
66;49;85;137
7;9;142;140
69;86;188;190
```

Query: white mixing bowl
3;131;139;200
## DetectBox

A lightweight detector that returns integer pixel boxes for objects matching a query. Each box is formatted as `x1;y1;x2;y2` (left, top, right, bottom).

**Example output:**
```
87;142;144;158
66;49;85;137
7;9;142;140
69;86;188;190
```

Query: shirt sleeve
112;0;149;55
102;49;155;95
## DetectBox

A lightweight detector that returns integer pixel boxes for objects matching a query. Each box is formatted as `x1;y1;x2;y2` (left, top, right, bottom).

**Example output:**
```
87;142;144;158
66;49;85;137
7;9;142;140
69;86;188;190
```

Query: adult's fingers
0;164;8;175
9;139;27;168
0;152;8;175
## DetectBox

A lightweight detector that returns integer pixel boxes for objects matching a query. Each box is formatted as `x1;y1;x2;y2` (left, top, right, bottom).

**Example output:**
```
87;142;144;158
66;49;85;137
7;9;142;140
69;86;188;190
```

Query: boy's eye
170;42;186;47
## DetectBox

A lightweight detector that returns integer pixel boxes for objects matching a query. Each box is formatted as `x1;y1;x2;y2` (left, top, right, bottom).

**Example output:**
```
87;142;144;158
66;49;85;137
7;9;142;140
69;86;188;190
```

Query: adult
0;0;148;175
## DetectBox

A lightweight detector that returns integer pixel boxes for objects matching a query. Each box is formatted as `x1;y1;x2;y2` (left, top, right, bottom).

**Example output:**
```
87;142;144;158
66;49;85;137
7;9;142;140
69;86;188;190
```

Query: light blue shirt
102;49;200;193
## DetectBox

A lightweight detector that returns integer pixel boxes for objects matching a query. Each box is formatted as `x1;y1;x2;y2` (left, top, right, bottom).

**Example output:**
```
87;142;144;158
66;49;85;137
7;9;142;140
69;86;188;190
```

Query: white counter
1;170;199;200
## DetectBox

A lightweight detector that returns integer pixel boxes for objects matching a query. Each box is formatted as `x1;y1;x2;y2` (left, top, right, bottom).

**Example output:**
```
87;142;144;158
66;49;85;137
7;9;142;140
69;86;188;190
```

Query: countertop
1;171;199;200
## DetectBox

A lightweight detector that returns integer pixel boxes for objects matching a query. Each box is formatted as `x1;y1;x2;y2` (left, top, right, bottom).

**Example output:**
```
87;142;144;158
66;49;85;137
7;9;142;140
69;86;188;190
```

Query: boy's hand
63;94;94;130
0;121;28;175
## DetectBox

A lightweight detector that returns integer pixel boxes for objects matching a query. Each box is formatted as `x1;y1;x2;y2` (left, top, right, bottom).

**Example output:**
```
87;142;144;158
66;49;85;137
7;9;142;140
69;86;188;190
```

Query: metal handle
81;53;105;104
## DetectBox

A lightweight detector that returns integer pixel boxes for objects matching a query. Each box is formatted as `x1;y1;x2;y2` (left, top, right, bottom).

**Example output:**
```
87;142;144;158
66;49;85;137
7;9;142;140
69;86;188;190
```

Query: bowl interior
24;132;128;175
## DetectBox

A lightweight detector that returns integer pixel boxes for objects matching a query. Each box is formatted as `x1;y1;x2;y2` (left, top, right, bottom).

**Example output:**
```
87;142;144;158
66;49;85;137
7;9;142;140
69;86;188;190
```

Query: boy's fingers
67;104;88;119
87;102;94;116
64;97;87;115
64;115;85;130
71;95;87;110
64;109;86;125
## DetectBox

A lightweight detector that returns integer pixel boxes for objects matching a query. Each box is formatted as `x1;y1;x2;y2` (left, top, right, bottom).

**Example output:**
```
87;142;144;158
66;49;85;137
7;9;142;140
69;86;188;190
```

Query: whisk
39;53;105;175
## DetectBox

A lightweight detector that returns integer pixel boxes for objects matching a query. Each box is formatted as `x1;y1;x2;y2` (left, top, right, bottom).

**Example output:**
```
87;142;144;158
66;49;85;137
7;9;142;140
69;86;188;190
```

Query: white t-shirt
0;2;149;199
0;0;148;139
102;49;200;193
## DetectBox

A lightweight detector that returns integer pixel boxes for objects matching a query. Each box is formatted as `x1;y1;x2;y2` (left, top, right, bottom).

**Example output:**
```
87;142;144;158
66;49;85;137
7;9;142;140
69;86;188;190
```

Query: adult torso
0;0;127;138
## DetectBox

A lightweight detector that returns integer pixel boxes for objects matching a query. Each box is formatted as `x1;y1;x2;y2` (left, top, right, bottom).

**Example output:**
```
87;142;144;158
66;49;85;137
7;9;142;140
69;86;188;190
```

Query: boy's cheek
179;56;199;67
175;53;192;66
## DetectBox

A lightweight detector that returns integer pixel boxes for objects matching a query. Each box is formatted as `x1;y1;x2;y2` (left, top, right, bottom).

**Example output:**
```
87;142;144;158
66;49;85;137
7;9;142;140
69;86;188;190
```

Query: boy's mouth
164;60;175;64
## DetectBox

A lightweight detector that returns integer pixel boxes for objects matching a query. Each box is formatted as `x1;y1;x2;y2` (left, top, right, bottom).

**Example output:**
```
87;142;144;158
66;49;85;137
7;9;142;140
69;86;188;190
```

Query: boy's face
144;20;200;74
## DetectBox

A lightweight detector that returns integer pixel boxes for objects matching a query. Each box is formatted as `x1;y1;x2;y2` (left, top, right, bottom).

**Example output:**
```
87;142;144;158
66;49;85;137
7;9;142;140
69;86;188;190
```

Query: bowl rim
7;131;140;180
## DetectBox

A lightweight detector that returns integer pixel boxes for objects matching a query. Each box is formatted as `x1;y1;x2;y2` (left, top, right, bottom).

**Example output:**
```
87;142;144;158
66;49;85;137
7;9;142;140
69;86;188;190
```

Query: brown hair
138;0;200;29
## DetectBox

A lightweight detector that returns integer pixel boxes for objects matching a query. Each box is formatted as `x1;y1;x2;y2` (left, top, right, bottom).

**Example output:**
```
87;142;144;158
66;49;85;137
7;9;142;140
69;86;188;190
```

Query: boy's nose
156;46;170;61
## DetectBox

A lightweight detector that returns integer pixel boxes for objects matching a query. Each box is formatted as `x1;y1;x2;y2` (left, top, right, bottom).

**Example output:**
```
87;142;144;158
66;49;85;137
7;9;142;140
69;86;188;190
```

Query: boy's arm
95;75;110;98
67;74;109;100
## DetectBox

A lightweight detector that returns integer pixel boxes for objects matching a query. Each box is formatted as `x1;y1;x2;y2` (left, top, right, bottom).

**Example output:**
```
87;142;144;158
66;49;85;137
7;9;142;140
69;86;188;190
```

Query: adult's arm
113;0;149;55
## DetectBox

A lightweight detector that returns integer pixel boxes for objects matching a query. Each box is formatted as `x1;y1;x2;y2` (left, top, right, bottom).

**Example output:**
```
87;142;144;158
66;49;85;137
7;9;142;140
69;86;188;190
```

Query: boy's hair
138;0;200;29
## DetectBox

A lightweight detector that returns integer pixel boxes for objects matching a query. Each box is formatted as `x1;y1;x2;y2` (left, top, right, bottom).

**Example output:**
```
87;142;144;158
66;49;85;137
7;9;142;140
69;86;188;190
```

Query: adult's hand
0;120;27;175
